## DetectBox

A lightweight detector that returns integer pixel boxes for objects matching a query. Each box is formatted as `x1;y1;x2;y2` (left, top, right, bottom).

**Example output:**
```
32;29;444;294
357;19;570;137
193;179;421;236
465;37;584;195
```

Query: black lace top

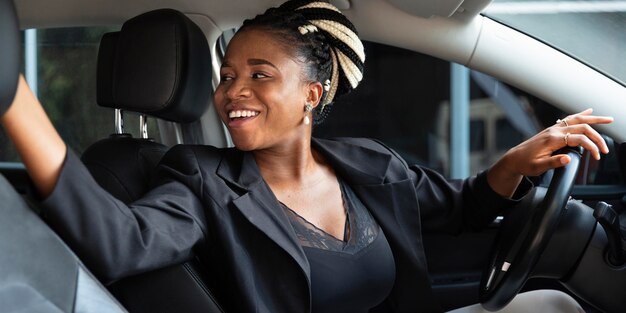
283;180;396;312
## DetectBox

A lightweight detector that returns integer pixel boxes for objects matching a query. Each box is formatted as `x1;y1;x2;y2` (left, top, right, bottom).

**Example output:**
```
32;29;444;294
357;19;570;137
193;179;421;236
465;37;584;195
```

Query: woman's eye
220;75;233;82
251;73;268;79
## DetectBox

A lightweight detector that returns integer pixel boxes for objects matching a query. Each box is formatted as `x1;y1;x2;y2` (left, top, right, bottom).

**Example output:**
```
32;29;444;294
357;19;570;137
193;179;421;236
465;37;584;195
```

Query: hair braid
277;0;317;11
293;1;365;103
239;0;365;124
294;9;357;33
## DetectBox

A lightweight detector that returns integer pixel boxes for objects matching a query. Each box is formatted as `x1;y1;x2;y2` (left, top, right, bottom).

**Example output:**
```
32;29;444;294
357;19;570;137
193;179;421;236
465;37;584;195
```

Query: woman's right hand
1;75;67;197
487;108;613;197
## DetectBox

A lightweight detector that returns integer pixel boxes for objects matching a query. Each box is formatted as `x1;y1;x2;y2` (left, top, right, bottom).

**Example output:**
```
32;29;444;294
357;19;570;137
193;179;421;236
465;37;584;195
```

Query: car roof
14;0;489;29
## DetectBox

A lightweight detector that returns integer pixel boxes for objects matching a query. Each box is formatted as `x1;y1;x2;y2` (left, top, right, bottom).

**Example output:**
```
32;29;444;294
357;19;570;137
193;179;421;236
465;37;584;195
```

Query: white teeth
228;110;259;119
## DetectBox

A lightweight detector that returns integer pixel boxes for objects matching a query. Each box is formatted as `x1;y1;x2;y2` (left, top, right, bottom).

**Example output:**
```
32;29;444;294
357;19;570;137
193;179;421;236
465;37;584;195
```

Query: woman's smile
227;109;261;127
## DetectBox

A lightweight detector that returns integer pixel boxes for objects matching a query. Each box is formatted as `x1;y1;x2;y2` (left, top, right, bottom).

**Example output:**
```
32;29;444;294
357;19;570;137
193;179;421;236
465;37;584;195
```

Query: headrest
97;9;211;123
0;0;20;107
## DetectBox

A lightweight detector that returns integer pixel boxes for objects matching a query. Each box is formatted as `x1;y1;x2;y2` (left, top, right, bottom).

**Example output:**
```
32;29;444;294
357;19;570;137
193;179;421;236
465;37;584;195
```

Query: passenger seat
81;9;224;313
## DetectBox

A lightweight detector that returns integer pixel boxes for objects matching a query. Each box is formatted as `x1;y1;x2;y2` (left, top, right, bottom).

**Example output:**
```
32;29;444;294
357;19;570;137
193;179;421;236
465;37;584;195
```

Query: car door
0;172;129;313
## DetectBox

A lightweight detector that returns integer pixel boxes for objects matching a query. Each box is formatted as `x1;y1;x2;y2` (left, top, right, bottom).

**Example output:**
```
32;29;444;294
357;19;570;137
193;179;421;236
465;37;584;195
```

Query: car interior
1;0;626;312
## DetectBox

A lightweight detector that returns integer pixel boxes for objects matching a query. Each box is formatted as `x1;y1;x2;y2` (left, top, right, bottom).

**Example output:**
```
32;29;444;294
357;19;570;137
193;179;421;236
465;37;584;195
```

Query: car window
484;0;626;86
470;120;486;152
312;41;622;185
0;27;161;163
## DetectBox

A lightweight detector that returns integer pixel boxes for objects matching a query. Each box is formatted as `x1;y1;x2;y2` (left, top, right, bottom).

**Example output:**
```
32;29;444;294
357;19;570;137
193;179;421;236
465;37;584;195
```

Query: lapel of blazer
313;138;423;261
215;148;310;279
213;139;405;281
311;138;391;186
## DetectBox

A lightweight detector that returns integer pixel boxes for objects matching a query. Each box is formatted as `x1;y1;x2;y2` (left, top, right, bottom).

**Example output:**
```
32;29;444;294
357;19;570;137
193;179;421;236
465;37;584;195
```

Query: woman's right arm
41;146;209;283
1;75;209;283
1;75;66;197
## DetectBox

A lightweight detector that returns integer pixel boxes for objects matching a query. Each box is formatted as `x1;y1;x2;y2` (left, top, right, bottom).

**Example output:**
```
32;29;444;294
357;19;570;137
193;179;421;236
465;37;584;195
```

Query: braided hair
238;0;365;125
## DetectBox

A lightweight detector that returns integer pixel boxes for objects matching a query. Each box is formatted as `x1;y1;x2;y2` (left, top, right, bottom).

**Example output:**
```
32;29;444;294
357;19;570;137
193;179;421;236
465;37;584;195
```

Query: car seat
0;0;126;312
80;9;224;313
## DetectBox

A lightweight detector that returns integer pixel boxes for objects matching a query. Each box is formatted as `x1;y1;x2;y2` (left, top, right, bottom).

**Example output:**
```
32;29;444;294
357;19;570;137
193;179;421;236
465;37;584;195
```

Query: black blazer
42;137;526;312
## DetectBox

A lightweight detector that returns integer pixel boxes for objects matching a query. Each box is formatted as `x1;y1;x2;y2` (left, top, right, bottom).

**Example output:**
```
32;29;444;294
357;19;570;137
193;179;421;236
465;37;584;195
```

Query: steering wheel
479;147;583;311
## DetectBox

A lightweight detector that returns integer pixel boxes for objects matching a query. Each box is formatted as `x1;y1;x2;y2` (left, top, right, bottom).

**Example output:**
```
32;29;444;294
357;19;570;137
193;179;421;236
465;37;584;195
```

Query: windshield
483;0;626;86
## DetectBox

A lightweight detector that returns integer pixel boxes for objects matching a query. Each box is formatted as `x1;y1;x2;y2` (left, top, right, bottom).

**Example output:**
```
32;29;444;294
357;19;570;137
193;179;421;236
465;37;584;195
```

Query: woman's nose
225;78;251;100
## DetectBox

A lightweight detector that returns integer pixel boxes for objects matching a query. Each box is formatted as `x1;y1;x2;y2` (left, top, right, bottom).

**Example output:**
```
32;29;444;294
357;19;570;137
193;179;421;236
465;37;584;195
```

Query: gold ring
564;132;571;146
556;118;569;127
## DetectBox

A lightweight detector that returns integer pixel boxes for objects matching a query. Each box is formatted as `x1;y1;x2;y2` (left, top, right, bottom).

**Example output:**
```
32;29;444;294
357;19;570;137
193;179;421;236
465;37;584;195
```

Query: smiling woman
215;29;317;151
0;0;617;312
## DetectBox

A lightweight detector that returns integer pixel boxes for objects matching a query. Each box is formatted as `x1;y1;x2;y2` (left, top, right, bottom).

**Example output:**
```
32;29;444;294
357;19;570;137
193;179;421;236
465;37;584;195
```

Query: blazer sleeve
409;164;532;233
41;145;210;283
359;138;532;234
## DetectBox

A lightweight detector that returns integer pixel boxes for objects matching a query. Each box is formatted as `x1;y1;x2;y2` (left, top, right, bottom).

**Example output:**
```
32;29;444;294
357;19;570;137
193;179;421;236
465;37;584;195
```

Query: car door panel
0;174;126;313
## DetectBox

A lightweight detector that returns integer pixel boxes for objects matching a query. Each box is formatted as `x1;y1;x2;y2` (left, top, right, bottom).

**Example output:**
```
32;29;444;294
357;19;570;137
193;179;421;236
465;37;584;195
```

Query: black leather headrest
0;0;20;107
97;9;211;123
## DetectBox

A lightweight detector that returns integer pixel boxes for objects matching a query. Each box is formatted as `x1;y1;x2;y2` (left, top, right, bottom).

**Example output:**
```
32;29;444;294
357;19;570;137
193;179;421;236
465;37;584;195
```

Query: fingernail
561;157;569;165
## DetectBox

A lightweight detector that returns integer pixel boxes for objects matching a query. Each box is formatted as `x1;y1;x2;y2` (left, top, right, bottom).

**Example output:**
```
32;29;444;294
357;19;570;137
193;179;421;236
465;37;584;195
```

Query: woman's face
214;29;316;151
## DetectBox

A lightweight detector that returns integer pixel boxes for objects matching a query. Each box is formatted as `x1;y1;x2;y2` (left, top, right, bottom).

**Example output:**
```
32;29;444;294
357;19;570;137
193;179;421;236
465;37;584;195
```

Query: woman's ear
306;81;324;108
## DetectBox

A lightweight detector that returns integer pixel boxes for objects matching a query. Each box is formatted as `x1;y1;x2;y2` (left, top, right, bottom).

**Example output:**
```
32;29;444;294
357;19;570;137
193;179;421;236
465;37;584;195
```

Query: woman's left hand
488;108;614;197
